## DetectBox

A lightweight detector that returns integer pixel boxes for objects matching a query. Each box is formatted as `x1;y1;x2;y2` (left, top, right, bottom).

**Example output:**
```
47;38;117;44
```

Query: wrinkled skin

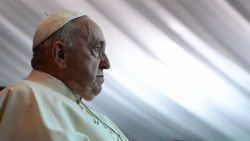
62;18;110;101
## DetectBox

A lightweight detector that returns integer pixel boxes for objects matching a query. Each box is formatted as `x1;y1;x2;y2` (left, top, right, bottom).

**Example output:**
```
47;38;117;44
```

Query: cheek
84;61;98;78
65;51;100;85
75;58;99;82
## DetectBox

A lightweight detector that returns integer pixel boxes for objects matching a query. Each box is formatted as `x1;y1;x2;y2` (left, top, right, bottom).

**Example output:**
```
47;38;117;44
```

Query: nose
99;53;110;69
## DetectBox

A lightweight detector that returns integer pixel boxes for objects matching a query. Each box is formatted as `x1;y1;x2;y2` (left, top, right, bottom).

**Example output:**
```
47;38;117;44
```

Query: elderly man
0;10;128;141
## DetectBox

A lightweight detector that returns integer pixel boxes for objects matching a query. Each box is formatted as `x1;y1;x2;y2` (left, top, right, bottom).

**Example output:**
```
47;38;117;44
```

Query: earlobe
52;41;67;69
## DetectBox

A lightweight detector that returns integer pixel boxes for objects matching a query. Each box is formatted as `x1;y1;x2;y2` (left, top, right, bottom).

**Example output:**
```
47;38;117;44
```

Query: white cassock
0;70;129;141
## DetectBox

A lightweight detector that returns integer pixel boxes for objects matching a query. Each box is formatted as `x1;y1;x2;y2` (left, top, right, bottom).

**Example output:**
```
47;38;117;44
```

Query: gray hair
31;17;91;68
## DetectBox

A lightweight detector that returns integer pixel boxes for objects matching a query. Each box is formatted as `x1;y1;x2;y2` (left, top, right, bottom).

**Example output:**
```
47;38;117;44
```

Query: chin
80;84;102;101
78;91;96;101
84;95;95;101
91;83;102;95
82;89;101;101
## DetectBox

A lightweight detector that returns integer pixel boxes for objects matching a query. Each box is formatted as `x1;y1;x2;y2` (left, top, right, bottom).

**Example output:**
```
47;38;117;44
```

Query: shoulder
1;80;34;96
0;80;38;106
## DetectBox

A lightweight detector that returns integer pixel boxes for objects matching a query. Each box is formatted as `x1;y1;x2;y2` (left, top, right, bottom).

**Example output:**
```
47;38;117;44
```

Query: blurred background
1;0;250;141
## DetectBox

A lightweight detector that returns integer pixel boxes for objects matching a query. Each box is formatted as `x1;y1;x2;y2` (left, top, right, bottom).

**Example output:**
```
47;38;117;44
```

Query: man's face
64;19;110;101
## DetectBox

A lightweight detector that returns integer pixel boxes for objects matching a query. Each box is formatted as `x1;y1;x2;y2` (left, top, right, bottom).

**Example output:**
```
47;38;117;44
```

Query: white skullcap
33;10;86;48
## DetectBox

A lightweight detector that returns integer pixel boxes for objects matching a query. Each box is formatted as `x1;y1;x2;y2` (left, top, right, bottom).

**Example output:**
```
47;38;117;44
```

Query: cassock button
94;119;100;125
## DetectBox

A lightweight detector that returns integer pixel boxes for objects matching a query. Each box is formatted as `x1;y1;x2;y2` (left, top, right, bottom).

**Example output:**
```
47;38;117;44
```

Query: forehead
73;17;105;47
89;20;105;43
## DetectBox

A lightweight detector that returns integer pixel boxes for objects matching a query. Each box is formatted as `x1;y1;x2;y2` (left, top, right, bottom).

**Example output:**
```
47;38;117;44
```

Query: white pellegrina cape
0;70;129;141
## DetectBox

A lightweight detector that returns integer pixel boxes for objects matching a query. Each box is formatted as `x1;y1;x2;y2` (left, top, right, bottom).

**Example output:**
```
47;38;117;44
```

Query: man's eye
94;47;101;53
92;47;101;57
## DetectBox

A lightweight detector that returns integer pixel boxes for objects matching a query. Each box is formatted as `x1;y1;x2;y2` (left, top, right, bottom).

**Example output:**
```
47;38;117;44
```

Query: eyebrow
100;41;105;47
96;41;105;49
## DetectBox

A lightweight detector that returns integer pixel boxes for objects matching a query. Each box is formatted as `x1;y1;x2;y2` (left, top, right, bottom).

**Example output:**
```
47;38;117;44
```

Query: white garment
0;70;129;141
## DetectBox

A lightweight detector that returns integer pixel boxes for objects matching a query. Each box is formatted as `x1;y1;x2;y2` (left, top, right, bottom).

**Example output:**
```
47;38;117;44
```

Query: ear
51;41;67;69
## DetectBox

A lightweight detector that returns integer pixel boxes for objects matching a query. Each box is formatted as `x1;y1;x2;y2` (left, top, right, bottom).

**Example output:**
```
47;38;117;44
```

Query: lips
96;75;104;84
